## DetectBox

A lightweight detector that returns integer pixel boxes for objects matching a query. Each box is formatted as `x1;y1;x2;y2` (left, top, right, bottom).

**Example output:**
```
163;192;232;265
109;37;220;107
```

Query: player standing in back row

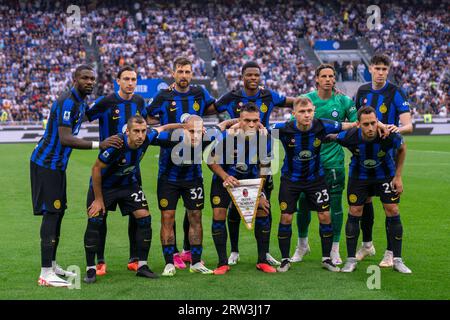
292;64;357;266
85;65;147;275
30;65;122;287
354;54;413;267
146;57;216;270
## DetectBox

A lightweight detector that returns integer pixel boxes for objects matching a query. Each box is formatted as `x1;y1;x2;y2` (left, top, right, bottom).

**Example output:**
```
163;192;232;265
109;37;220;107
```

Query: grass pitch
0;135;449;300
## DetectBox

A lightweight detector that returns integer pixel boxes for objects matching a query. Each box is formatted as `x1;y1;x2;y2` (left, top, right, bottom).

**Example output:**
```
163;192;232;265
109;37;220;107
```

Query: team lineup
30;54;413;287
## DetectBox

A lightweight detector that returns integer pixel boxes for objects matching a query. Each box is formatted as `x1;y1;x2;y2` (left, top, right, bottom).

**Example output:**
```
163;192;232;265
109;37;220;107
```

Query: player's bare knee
383;204;399;217
317;211;331;224
349;205;363;216
133;209;149;219
213;208;227;221
280;213;293;224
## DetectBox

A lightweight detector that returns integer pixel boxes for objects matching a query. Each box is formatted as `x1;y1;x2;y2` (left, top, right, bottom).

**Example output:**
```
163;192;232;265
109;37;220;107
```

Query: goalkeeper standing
291;64;357;265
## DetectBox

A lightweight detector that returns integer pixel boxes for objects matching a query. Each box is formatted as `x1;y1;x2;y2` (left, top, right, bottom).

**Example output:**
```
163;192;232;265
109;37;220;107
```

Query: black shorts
278;176;331;214
30;161;67;215
157;177;204;211
211;176;272;210
347;178;400;206
87;184;149;216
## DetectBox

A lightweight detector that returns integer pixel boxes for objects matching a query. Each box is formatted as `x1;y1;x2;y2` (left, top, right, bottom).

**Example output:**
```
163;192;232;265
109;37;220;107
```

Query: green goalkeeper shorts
324;167;345;195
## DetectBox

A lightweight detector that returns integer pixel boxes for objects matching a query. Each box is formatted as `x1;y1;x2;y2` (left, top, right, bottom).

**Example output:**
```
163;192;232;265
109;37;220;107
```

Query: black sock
277;223;292;260
361;202;374;242
128;215;138;262
183;210;191;251
345;214;361;258
97;214;107;263
84;216;103;267
319;223;334;258
190;245;203;265
162;245;175;264
387;215;403;258
40;212;60;268
227;206;241;253
173;220;179;254
136;216;152;263
385;217;393;251
255;216;270;263
212;219;228;267
52;211;64;262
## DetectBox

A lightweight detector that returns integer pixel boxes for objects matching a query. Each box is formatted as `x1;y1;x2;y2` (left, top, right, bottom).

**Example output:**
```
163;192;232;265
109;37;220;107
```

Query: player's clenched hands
392;176;403;195
100;135;123;149
223;175;240;188
88;199;105;217
258;196;270;214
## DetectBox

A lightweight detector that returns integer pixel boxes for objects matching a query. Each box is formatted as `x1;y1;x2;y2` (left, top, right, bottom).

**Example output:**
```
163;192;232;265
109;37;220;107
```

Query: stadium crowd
0;0;448;123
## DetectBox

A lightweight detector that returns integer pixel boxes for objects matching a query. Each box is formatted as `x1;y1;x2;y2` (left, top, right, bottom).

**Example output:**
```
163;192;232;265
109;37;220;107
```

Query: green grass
0;136;449;300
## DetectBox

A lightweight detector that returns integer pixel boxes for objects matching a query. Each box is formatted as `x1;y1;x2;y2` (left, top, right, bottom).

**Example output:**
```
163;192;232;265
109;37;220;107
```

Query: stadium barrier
1;119;450;144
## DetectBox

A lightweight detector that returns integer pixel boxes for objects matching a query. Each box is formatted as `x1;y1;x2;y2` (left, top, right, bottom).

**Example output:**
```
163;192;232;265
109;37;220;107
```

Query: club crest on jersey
331;110;339;118
260;103;268;113
193;101;200;111
53;200;61;210
313;138;321;147
379;103;387;114
63;111;71;121
212;196;221;205
377;150;386;157
160;198;169;208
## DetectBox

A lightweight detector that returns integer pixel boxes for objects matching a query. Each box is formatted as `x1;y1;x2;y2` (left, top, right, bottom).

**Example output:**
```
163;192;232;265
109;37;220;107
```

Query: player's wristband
92;141;100;149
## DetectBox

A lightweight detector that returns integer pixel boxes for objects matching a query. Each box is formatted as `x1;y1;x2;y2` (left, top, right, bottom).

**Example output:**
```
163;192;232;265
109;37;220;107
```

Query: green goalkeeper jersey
292;90;357;169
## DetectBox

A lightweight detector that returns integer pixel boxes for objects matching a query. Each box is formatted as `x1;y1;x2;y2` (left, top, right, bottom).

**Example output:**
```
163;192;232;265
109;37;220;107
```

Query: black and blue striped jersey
336;128;403;181
210;130;272;181
271;118;342;182
157;127;221;182
86;92;147;141
94;130;159;189
215;89;286;127
146;85;215;125
30;88;87;171
355;81;410;126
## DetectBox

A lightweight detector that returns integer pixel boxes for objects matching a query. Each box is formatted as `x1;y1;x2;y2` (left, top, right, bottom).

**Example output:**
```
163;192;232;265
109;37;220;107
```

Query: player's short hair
315;63;336;77
294;96;313;109
117;65;137;79
127;115;146;129
357;106;377;121
74;64;94;78
173;57;192;70
241;61;261;75
240;102;260;114
370;54;391;66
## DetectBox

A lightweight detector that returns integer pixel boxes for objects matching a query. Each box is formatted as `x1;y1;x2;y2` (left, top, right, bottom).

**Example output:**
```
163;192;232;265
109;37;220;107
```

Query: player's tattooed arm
146;115;160;126
217;118;239;131
88;159;107;217
340;121;358;130
392;143;407;195
58;127;122;149
323;134;339;143
284;97;295;107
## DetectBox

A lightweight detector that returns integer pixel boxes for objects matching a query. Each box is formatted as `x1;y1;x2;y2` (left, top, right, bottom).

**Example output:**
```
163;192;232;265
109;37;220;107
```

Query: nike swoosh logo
236;109;241;112
391;196;399;201
322;205;330;209
211;232;222;236
112;116;120;120
170;108;177;111
278;236;289;239
288;144;295;147
85;245;96;248
142;203;148;207
262;230;270;233
196;204;203;207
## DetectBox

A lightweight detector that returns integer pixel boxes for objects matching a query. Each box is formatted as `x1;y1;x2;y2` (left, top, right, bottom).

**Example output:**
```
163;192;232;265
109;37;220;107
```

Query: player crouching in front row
327;106;412;274
83;116;183;283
